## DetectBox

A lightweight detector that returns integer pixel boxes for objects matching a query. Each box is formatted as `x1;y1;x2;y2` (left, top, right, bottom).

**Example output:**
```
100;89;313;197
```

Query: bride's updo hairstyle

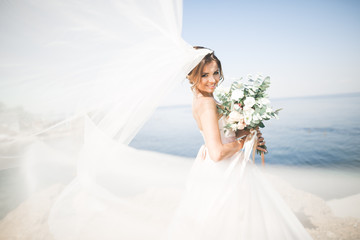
187;46;224;91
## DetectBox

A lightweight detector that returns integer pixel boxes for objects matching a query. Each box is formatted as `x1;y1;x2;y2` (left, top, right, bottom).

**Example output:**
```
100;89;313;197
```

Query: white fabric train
0;1;312;239
1;0;210;239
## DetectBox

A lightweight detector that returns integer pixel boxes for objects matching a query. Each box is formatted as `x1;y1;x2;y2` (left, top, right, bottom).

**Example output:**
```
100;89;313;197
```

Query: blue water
130;93;360;169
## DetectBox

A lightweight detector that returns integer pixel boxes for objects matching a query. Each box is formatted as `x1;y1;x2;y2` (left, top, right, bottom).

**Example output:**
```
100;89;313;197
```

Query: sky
163;0;360;106
0;0;359;111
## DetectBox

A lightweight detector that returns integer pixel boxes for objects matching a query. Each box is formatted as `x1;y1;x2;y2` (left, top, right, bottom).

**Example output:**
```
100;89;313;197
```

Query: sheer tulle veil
0;0;212;239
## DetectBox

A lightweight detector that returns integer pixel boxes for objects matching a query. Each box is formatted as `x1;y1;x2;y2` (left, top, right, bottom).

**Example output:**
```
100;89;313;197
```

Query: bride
1;1;313;239
167;48;313;240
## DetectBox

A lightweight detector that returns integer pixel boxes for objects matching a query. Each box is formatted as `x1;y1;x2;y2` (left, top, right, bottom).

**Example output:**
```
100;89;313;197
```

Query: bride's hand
235;129;250;139
256;127;267;153
236;127;267;153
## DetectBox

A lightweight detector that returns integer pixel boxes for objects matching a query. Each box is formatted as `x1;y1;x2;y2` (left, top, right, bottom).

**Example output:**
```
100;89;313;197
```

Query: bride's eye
201;73;208;78
214;71;219;75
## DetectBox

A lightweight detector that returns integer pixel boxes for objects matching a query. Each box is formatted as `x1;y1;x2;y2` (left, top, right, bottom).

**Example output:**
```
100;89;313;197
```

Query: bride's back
192;95;219;132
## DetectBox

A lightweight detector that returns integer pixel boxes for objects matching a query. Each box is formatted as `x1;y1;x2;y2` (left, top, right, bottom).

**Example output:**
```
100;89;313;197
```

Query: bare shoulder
194;96;217;107
193;96;218;120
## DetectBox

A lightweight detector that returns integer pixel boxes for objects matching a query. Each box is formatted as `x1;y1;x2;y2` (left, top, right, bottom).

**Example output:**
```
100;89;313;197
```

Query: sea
130;92;360;170
1;92;360;220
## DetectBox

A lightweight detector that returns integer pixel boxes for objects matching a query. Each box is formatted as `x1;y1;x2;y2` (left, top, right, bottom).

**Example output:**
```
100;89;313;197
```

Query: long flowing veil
0;0;211;239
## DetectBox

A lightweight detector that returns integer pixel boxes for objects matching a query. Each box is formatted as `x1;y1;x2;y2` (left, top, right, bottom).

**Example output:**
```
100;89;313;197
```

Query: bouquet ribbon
249;130;265;166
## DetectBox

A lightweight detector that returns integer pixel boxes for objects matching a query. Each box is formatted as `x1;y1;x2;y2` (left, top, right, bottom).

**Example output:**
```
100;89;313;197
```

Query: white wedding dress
1;1;313;239
167;116;313;240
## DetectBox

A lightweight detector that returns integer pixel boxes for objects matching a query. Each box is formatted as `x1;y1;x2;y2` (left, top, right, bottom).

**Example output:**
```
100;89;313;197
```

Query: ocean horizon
130;92;360;170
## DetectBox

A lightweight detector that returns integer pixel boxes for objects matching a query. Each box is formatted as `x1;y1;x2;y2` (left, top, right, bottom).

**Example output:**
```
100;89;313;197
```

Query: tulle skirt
167;145;313;240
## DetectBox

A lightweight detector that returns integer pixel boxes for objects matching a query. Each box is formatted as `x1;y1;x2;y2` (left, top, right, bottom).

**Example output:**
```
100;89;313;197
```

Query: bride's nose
209;76;216;83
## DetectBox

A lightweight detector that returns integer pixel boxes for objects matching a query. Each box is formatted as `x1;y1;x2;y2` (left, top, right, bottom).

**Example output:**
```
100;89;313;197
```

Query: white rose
231;89;244;100
259;98;270;106
243;108;254;125
227;110;243;123
236;120;245;130
243;97;256;110
216;86;230;95
244;114;252;125
243;107;254;116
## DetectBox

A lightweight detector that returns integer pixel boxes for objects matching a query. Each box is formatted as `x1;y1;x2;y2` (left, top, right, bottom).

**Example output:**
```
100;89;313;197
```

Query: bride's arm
197;98;244;162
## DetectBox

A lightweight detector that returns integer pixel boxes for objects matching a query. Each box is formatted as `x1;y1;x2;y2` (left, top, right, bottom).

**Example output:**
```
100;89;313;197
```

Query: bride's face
196;61;220;96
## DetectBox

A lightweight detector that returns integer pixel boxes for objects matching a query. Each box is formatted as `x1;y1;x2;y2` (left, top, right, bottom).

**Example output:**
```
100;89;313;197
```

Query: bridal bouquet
214;74;281;154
